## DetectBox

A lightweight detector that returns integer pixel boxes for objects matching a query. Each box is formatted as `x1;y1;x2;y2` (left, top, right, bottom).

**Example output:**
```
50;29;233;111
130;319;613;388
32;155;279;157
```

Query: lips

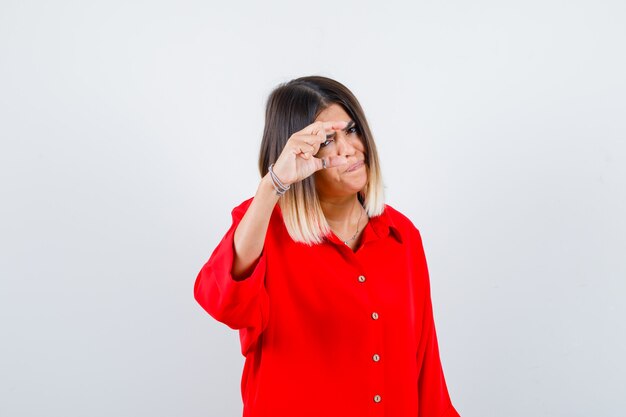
345;160;365;173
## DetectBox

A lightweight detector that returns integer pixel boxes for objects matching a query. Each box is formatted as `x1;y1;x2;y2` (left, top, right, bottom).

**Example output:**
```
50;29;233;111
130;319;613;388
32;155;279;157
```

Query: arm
232;173;280;280
194;118;350;352
193;174;279;352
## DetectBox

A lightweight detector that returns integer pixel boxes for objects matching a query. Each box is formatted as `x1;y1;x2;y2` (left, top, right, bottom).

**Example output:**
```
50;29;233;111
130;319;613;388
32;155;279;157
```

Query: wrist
267;164;291;196
260;173;282;198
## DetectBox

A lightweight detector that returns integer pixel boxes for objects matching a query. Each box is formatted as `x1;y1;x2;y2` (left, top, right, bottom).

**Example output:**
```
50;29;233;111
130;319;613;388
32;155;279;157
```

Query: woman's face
313;103;368;199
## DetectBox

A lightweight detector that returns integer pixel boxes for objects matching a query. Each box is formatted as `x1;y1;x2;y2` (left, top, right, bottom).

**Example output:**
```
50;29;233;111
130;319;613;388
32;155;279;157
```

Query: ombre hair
258;76;386;246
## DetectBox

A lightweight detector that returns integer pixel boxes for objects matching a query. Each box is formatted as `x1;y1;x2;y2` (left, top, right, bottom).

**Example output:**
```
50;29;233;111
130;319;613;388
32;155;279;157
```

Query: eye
320;138;333;148
319;124;359;149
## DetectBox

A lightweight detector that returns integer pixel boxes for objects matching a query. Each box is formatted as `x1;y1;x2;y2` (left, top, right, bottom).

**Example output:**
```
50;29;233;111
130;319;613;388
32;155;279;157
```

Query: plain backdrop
1;1;625;416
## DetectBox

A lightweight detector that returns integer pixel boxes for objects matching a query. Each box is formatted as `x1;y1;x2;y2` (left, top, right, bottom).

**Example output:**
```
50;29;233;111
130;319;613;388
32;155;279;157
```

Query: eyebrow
326;120;356;139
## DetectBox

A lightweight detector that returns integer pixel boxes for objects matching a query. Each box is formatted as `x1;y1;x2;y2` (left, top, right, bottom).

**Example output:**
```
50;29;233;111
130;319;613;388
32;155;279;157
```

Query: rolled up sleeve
193;198;270;355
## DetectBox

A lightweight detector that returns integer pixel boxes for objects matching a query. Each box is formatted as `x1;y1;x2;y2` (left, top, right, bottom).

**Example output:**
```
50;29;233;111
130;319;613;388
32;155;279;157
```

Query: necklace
342;203;365;246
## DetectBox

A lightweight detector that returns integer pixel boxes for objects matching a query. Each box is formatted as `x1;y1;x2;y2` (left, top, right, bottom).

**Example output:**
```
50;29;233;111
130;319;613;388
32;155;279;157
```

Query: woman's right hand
270;120;350;186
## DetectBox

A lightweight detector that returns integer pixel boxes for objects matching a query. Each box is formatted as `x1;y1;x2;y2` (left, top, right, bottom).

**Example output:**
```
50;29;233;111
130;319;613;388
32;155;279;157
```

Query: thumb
315;155;348;171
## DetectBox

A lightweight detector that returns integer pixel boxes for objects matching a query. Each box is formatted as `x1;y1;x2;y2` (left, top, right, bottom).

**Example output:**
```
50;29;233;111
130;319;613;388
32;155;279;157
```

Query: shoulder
232;196;255;214
229;196;253;219
382;203;423;242
230;196;282;221
382;203;417;231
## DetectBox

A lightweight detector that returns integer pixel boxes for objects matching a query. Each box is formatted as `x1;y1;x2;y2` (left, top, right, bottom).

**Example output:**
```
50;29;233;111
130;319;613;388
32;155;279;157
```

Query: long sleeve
414;230;461;417
193;198;270;355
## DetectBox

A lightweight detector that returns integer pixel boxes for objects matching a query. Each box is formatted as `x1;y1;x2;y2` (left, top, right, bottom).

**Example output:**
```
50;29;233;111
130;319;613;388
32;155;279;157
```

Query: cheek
313;169;331;182
327;168;342;181
314;168;341;184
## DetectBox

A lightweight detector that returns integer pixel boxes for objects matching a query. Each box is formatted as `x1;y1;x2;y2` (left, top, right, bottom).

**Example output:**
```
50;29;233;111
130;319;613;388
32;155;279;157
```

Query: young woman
194;75;461;417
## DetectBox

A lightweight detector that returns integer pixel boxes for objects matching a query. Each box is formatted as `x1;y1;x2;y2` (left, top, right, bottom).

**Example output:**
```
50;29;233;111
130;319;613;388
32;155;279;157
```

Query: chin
342;182;367;195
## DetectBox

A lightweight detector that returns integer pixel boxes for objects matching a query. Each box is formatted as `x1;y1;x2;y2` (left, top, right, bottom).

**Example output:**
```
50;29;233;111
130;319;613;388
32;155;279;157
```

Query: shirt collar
325;205;404;247
275;202;404;245
368;205;404;244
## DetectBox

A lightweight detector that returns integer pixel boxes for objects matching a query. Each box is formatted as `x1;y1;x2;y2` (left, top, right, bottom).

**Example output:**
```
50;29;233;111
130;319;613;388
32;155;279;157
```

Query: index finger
306;120;349;136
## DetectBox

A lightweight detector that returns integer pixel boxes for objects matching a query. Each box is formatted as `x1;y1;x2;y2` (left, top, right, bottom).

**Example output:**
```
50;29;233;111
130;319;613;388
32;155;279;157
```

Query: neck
319;194;364;232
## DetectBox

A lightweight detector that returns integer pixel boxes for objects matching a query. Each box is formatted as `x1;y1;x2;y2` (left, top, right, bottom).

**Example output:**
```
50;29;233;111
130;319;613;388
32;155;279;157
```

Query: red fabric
194;197;461;417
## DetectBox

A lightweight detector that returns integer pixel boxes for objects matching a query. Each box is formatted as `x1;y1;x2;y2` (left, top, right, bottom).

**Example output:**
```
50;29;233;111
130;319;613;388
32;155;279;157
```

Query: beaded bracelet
268;163;291;196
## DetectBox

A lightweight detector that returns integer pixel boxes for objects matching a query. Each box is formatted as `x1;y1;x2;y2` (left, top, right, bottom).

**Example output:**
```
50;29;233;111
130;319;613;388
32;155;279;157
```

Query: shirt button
373;394;382;403
372;354;380;362
371;312;379;320
358;275;366;283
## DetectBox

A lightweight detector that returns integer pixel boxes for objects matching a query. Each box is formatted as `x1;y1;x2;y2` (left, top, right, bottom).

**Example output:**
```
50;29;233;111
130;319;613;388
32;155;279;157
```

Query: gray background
1;0;624;416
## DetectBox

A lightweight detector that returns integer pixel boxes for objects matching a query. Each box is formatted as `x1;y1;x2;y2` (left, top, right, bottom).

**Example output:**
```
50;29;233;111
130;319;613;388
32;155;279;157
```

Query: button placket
355;270;384;412
369;308;384;409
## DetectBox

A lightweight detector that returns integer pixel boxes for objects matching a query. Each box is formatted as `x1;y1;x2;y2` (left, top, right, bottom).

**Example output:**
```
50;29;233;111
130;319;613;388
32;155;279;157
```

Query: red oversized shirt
194;197;460;417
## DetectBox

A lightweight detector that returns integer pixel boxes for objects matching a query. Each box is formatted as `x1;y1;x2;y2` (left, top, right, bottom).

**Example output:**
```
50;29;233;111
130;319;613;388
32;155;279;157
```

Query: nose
335;132;356;157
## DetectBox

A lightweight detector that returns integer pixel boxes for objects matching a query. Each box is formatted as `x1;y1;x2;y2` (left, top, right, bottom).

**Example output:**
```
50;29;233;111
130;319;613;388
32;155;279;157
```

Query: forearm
232;173;280;280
